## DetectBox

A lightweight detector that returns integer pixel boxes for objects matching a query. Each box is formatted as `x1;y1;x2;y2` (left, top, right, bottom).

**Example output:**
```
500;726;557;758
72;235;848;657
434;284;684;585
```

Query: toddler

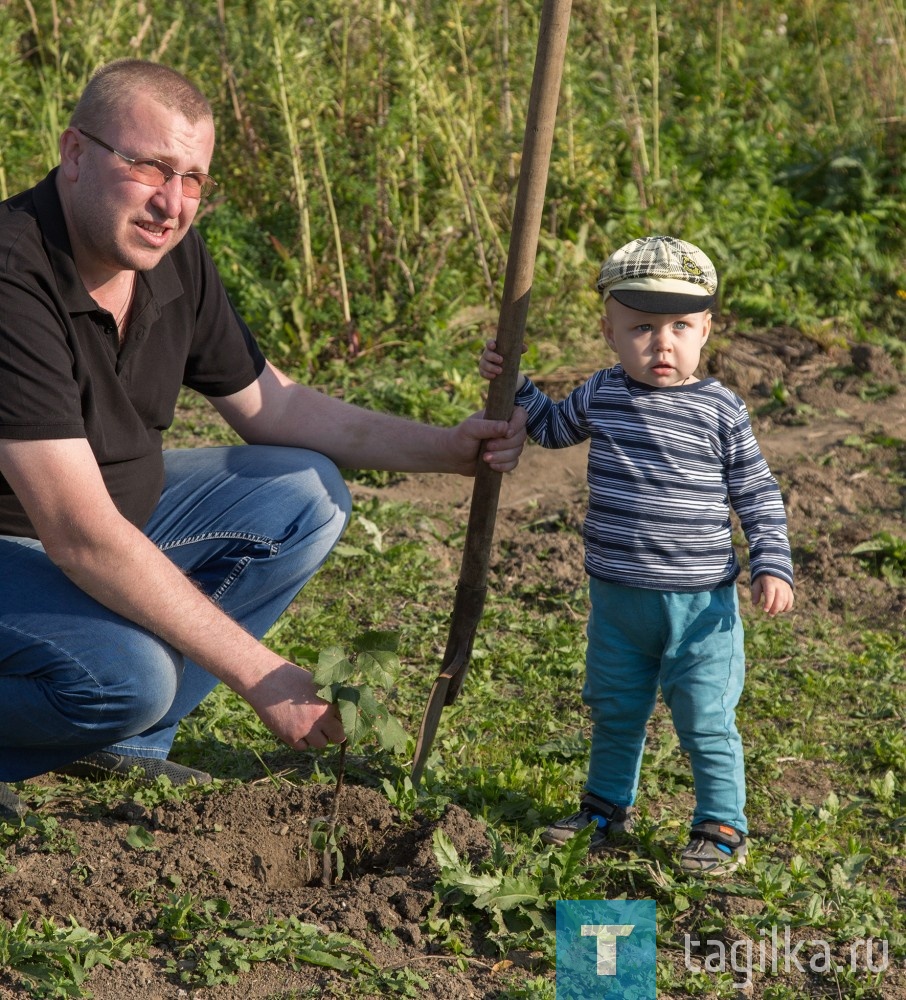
479;236;794;875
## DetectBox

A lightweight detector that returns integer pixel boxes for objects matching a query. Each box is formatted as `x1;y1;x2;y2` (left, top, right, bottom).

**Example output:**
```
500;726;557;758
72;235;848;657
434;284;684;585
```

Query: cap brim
610;288;715;314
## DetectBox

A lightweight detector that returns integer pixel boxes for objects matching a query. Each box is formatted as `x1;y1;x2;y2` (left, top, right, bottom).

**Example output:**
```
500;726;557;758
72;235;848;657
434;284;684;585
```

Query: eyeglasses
77;128;217;200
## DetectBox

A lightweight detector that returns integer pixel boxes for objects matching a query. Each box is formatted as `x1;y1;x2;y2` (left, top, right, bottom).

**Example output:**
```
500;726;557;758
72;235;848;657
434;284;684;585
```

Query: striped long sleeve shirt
514;365;793;592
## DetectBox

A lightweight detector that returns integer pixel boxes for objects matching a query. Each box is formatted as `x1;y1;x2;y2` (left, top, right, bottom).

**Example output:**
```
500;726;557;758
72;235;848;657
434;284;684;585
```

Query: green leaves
312;631;408;754
852;532;906;587
431;824;610;954
311;644;354;688
310;631;409;887
157;893;367;987
0;915;150;998
124;825;157;852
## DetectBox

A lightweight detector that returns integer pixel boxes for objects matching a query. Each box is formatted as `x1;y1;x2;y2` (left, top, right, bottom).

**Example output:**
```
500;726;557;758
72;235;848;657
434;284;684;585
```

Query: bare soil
1;326;904;999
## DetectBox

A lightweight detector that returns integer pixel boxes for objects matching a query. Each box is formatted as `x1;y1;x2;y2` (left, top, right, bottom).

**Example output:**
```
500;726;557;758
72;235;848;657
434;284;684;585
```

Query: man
0;60;525;818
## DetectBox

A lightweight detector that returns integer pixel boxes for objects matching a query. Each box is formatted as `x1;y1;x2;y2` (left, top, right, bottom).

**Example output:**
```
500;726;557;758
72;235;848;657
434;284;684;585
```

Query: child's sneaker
541;793;633;851
680;822;747;876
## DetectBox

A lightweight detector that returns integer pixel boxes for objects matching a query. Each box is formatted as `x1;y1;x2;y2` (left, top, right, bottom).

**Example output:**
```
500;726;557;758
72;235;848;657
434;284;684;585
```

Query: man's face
60;94;215;287
602;298;711;388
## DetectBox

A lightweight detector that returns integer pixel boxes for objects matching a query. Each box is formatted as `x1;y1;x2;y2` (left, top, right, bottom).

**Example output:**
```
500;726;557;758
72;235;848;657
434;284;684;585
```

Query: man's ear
58;128;85;181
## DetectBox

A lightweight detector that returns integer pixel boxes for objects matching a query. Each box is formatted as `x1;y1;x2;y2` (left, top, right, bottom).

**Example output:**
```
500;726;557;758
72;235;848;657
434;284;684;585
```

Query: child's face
602;299;711;388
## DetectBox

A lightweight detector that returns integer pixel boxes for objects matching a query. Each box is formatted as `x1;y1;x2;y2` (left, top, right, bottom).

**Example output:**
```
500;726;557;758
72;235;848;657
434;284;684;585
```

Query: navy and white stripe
514;366;793;592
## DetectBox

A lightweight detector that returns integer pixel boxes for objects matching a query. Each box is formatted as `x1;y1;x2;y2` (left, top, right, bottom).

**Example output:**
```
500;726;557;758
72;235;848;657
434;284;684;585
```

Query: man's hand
244;662;346;750
751;574;794;617
449;406;528;475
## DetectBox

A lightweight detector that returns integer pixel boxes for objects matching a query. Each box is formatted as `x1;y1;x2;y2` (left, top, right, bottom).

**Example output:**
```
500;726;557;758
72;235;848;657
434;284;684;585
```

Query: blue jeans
583;578;747;833
0;446;351;781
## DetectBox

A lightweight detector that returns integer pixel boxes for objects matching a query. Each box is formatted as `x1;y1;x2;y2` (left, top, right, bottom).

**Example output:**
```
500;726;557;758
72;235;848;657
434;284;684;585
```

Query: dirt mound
0;782;495;998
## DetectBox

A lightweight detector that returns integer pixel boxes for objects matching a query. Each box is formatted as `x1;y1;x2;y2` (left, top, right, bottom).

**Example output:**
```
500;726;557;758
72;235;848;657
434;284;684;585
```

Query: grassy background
1;1;904;996
2;0;904;402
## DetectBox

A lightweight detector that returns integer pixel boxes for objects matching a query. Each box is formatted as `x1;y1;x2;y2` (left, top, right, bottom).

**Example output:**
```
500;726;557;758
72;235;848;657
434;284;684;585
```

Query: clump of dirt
2;324;904;999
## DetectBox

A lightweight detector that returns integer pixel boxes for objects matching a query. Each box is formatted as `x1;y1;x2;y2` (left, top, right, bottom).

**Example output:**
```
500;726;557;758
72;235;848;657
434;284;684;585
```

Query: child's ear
701;311;712;345
601;314;616;350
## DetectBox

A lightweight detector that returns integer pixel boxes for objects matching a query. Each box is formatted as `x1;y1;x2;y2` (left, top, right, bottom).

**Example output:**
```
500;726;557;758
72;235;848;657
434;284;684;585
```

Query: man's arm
0;437;344;749
209;361;527;474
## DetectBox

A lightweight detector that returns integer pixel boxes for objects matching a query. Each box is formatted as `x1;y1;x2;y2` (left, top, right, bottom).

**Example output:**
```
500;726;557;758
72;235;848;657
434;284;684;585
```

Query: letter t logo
582;924;635;975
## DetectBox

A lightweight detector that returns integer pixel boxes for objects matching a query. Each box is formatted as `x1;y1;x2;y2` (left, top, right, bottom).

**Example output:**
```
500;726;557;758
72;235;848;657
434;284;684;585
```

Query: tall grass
1;0;903;384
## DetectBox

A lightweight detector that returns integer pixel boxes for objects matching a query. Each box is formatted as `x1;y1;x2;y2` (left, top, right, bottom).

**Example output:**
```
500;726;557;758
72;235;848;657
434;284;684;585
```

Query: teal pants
583;578;748;833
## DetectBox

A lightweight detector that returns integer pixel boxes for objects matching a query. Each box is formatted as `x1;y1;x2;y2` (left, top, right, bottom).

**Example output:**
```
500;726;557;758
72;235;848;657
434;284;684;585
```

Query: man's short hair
70;59;212;133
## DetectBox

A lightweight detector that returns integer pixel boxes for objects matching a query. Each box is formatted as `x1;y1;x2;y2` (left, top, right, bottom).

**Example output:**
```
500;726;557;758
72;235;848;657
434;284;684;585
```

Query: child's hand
751;575;794;616
479;339;504;381
479;339;528;392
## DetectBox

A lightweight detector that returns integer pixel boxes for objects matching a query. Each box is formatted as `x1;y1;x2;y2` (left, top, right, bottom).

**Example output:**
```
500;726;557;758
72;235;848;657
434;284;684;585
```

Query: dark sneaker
0;782;27;822
56;751;211;787
541;793;633;850
680;822;748;876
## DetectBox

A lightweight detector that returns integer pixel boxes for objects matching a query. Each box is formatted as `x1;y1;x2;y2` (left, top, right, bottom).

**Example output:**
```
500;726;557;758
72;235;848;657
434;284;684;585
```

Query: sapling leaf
353;630;399;654
354;631;401;688
334;686;361;744
335;684;382;746
357;654;398;690
312;647;355;688
374;705;408;753
313;632;410;887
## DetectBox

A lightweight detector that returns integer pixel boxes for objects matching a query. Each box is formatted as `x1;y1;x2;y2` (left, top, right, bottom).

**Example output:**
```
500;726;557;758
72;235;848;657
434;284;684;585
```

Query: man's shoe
680;822;748;876
56;751;211;787
0;782;27;821
541;793;633;851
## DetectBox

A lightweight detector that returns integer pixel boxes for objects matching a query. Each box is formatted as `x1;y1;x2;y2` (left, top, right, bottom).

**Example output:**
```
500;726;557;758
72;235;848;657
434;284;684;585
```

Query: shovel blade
411;583;487;785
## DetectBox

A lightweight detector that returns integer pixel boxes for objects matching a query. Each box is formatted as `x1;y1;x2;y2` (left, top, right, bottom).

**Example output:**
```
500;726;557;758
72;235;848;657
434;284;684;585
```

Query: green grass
180;497;904;995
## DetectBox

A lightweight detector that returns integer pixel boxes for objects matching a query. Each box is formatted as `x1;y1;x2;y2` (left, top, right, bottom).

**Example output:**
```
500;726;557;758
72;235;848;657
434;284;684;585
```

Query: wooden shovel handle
455;0;573;618
412;0;573;785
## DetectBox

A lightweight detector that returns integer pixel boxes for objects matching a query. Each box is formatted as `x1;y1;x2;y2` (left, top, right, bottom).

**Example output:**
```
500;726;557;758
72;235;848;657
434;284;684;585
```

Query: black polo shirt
0;170;267;537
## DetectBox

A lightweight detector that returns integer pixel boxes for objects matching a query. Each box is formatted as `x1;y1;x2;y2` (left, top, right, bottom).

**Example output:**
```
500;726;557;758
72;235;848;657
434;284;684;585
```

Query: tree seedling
310;631;408;886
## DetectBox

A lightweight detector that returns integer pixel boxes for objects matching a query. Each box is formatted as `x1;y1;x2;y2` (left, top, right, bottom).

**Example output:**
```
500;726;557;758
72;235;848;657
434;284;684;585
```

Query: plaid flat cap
596;236;717;314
